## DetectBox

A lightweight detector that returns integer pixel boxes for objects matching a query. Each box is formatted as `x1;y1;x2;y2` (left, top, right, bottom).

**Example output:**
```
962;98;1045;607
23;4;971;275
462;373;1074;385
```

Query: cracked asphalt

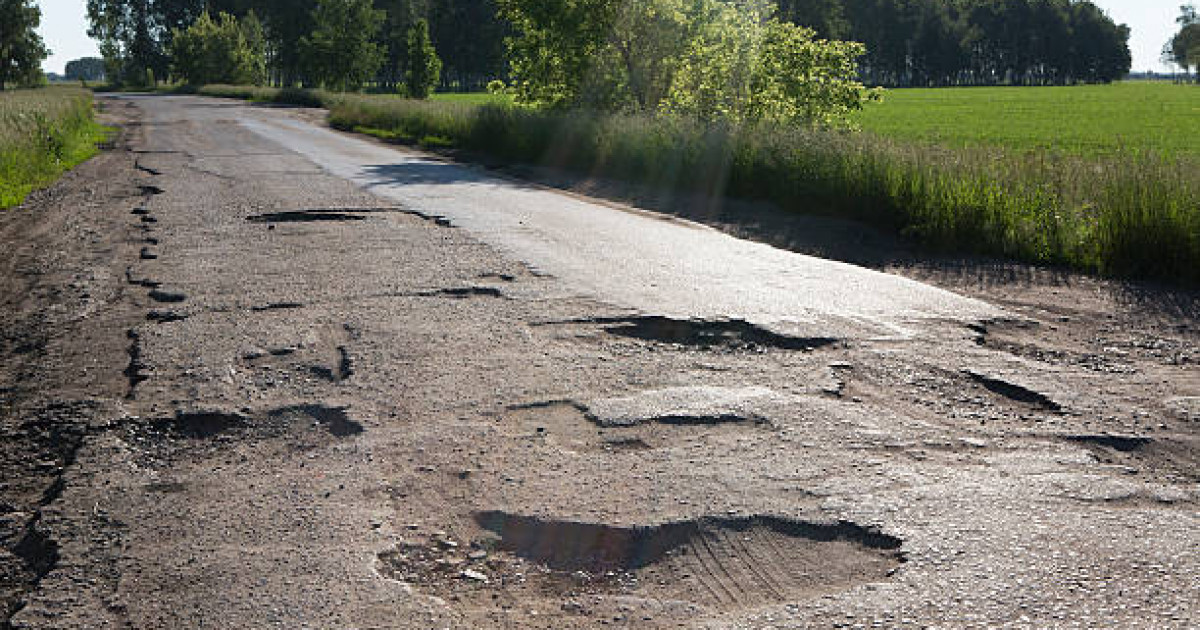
0;94;1196;629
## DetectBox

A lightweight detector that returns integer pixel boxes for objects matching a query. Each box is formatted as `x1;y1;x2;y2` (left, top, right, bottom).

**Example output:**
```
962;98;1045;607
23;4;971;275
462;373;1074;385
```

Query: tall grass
0;87;107;209
327;95;1198;283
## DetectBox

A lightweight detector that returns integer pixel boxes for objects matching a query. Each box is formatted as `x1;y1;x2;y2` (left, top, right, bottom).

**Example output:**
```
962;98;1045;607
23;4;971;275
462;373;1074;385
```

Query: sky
35;0;1190;76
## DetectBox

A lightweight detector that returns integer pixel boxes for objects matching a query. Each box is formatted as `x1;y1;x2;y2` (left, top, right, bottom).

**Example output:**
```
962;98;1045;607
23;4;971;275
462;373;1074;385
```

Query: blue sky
37;0;1189;75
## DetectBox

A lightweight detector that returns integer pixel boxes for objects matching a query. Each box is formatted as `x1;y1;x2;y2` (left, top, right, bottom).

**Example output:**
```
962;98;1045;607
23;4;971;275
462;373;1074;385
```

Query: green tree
498;0;716;111
1169;4;1200;81
86;0;167;86
65;57;108;81
170;11;265;85
500;0;875;126
663;0;875;126
300;0;386;91
405;18;442;98
0;0;50;88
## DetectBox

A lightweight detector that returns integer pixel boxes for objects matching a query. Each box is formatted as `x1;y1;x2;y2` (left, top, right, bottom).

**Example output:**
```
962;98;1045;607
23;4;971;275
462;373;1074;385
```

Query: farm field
854;82;1200;159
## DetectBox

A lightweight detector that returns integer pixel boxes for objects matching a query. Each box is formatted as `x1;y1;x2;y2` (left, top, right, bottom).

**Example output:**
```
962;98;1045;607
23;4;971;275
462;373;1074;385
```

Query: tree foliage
170;12;266;85
300;0;386;91
405;19;442;98
500;0;875;127
0;0;50;88
1168;4;1200;81
65;57;108;82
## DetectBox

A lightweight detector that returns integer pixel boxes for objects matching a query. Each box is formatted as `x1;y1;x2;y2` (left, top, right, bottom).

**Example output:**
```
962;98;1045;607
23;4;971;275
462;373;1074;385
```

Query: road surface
1;95;1196;629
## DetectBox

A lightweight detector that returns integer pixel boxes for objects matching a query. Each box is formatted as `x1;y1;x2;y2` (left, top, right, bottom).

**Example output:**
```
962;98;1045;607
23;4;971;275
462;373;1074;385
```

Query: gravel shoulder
0;95;1195;629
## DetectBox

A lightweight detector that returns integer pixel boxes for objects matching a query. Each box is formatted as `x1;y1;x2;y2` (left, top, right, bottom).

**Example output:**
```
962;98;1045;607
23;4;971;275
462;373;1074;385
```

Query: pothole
153;410;249;438
146;310;187;324
267;404;363;437
379;513;903;611
583;386;782;428
421;287;505;299
246;210;367;223
135;160;162;176
308;347;353;382
963;369;1062;411
1064;434;1152;452
122;329;148;399
148;288;186;304
587;316;837;352
249;302;305;312
503;389;781;452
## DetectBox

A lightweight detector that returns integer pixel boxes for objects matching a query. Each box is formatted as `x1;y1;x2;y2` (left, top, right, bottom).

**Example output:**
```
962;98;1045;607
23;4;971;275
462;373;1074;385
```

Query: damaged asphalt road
0;94;1196;629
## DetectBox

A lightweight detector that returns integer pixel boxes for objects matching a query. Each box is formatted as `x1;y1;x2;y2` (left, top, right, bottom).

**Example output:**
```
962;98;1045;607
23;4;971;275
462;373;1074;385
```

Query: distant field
854;82;1200;159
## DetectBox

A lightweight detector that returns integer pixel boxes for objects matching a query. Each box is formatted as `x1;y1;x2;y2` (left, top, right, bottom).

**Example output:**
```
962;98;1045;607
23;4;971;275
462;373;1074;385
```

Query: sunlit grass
0;87;109;209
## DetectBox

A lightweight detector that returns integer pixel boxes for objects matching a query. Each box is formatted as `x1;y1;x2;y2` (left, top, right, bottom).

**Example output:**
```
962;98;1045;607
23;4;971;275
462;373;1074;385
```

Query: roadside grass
165;84;1200;284
0;87;110;209
854;82;1200;160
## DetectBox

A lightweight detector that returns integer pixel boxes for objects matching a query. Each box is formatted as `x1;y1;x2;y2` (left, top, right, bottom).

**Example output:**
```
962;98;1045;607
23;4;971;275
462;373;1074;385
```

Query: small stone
460;569;488;583
467;550;488;561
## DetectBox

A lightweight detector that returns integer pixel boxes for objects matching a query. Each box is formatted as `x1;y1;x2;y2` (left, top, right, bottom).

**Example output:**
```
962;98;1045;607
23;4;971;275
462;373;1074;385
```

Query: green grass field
0;87;108;209
430;92;513;106
855;82;1200;159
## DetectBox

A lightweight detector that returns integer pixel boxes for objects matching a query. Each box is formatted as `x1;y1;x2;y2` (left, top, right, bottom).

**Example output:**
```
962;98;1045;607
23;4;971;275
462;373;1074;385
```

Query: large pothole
585;316;838;352
379;512;903;611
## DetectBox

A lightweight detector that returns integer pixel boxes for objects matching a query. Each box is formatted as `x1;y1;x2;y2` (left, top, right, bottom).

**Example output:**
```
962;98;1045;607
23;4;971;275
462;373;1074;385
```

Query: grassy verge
0;87;110;209
171;85;1200;284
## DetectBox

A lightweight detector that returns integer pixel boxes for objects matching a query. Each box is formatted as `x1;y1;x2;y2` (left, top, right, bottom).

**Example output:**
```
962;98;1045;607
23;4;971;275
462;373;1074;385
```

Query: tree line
86;0;506;91
86;0;1133;91
775;0;1131;86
